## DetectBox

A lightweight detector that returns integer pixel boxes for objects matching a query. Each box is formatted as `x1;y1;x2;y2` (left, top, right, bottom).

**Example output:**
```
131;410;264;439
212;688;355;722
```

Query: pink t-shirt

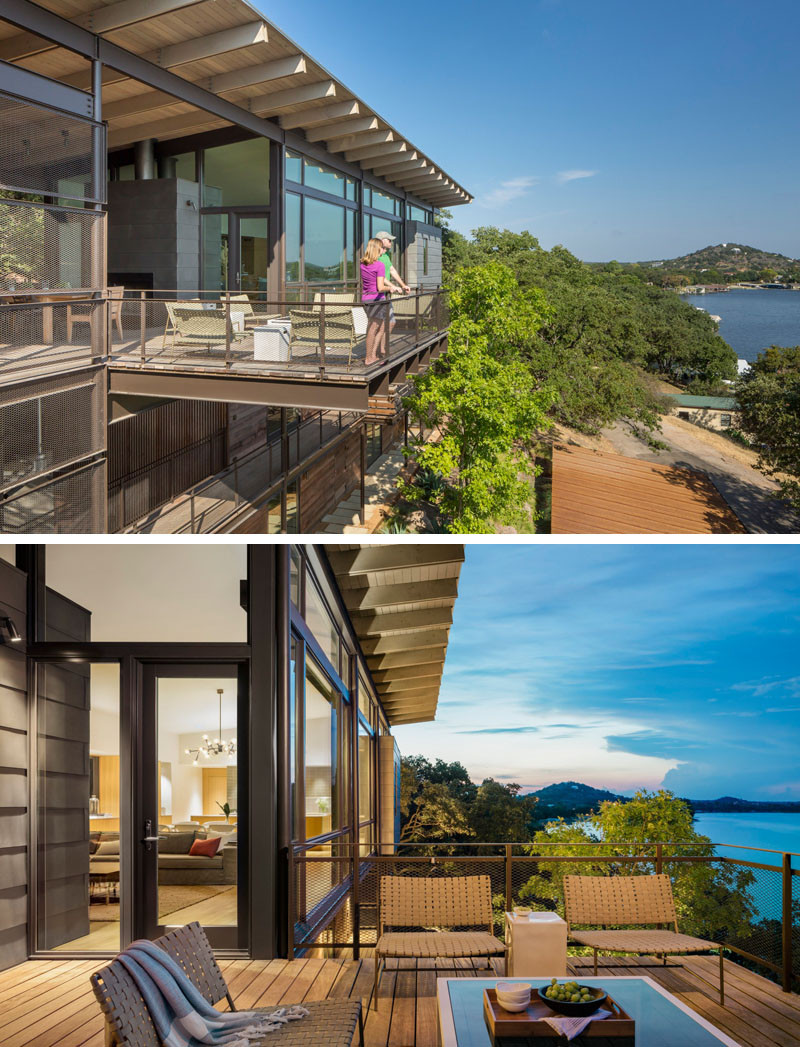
360;260;385;301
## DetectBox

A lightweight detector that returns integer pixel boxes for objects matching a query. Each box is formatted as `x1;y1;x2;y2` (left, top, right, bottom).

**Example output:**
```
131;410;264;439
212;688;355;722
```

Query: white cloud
556;169;598;183
479;176;538;208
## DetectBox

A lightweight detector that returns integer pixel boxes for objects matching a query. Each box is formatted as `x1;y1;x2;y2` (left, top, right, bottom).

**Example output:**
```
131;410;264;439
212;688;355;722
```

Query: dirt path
598;416;799;534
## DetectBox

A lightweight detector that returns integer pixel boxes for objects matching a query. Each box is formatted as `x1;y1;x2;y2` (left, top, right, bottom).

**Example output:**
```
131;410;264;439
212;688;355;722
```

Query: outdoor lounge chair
373;874;506;1008
563;873;725;1003
90;921;363;1046
289;307;360;368
165;305;248;353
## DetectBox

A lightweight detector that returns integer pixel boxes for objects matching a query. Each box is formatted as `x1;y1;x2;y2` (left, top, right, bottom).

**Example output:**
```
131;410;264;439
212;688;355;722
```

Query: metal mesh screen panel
0;300;103;381
0;200;103;292
0;381;100;493
0;91;101;202
0;459;104;533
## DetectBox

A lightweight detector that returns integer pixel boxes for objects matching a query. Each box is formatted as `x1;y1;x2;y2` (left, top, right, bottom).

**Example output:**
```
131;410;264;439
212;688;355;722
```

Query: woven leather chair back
563;873;678;930
156;921;230;1006
379;874;493;930
90;958;161;1047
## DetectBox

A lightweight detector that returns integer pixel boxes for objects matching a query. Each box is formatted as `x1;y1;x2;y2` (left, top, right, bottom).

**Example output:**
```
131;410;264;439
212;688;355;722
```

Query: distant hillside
639;243;796;276
525;781;800;822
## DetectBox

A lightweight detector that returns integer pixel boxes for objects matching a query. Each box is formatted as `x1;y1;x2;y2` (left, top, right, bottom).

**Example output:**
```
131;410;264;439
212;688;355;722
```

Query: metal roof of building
1;0;471;208
667;395;738;410
550;444;746;535
325;544;464;725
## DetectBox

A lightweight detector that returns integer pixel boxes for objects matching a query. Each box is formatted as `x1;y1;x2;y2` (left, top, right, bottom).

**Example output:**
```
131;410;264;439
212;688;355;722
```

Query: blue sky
391;545;800;800
261;0;800;261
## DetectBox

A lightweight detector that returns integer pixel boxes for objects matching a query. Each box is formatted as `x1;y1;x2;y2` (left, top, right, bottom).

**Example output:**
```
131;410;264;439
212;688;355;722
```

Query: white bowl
496;982;532;996
496;997;530;1012
513;907;532;917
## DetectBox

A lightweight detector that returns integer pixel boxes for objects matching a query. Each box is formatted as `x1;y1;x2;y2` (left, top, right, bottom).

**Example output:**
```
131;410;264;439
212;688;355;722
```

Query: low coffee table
90;862;120;904
437;977;740;1047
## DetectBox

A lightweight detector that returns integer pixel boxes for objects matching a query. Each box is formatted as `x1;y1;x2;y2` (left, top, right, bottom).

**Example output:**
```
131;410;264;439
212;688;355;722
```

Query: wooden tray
483;988;635;1042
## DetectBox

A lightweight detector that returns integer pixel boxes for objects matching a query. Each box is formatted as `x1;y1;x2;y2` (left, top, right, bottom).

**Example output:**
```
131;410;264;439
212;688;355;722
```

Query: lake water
681;288;800;362
692;812;800;858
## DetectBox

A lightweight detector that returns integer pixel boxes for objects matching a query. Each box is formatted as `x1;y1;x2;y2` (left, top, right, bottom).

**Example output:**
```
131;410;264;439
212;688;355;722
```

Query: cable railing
0;286;449;386
288;840;799;993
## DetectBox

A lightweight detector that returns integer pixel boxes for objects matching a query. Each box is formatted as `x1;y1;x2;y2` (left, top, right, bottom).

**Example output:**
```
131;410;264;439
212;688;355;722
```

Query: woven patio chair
288;307;359;368
90;921;363;1047
373;874;506;1008
563;873;725;1003
66;285;124;342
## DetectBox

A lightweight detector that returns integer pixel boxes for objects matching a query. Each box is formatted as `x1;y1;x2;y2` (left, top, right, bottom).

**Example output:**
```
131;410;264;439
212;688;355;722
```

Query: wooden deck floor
1;952;797;1047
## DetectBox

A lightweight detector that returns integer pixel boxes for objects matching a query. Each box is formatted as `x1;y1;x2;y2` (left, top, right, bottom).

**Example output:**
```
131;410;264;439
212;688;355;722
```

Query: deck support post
782;852;792;992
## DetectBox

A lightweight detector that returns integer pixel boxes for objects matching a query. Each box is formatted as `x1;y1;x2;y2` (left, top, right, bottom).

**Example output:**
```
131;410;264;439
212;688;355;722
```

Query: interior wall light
1;616;22;644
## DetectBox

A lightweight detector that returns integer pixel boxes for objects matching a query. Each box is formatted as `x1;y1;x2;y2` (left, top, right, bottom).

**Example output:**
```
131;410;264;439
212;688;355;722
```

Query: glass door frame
200;207;270;293
137;660;249;950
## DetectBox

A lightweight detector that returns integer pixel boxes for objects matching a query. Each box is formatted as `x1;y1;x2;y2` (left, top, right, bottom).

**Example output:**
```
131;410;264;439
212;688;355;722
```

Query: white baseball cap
375;231;396;241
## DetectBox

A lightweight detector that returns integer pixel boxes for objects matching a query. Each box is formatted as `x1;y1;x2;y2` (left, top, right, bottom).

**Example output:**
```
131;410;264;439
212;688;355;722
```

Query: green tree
758;268;779;283
736;345;800;510
469;779;538;843
518;790;756;941
404;262;552;533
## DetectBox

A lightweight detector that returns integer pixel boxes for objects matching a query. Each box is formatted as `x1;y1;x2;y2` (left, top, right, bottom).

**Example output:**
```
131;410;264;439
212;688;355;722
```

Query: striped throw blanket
117;939;308;1046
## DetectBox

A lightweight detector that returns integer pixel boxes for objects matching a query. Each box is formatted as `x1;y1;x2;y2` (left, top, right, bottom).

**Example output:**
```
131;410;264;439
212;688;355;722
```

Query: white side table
254;321;291;362
505;911;567;976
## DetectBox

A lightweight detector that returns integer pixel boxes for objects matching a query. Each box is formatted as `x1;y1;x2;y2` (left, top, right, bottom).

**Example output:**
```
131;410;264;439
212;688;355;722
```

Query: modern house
0;541;464;966
666;394;738;431
0;0;471;534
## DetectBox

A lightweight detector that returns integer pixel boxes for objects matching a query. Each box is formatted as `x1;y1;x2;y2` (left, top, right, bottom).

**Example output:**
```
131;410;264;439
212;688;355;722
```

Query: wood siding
227;405;277;465
405;223;442;288
37;590;92;950
108;400;227;531
0;559;28;972
299;428;362;533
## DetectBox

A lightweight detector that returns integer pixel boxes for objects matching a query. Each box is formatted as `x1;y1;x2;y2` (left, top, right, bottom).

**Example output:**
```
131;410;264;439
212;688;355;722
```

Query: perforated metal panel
0;382;102;494
0;91;103;203
0;299;104;382
0;200;104;293
0;459;105;533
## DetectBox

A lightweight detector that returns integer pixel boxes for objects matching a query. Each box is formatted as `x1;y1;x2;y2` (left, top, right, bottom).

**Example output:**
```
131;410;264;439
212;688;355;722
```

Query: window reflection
304;198;345;282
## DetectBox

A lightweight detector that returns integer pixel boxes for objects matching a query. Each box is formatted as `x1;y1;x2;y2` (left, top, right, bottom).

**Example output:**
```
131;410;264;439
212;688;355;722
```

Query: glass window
408;204;431;223
305;661;340;836
305;578;339;672
363;187;372;208
370;186;402;216
286;149;302;183
172;152;196;181
285;192;301;283
45;546;247;641
346;177;358;201
358;720;373;834
239;215;269;294
304;157;346;198
203;138;269;206
202;212;228;292
304;197;345;283
721;413;732;428
346;209;357;281
117;164;134;181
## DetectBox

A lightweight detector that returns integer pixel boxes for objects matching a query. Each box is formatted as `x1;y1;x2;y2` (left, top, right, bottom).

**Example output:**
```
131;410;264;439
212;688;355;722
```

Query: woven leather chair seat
377;930;505;959
251;999;361;1045
570;929;719;954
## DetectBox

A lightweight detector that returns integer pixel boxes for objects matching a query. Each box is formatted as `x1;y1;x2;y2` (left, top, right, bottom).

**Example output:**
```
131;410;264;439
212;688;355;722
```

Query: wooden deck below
0;952;797;1047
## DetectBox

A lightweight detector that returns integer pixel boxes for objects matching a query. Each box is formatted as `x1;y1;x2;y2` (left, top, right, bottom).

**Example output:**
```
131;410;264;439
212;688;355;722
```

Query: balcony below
3;952;796;1047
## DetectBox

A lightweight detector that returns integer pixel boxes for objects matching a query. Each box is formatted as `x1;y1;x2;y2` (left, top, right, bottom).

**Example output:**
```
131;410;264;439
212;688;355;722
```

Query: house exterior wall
675;406;737;431
405;222;442;287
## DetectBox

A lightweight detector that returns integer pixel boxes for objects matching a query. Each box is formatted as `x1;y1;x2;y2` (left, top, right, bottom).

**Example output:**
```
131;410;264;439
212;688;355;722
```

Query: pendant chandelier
185;689;237;764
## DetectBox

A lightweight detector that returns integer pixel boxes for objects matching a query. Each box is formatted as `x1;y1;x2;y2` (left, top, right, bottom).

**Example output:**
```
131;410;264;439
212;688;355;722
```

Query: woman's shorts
363;299;393;323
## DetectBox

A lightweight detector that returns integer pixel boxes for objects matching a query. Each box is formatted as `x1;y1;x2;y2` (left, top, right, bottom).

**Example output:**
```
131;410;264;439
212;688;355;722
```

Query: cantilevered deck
2;953;797;1047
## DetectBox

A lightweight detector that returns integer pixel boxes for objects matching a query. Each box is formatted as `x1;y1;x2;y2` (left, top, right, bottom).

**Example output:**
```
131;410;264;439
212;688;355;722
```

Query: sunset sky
393;544;800;800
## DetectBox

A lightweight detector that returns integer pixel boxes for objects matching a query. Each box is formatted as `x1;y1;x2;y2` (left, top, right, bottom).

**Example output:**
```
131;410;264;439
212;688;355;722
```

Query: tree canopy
736;345;800;511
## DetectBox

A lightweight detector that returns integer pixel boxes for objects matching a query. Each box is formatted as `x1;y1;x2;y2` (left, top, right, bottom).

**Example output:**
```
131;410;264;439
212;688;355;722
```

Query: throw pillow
189;836;221;858
95;840;120;856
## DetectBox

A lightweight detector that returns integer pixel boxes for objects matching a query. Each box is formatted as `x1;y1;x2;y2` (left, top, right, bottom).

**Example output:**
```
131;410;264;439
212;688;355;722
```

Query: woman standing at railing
360;237;401;365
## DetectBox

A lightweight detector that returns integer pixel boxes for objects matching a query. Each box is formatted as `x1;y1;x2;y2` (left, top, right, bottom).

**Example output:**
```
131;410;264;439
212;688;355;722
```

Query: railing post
656;843;663;875
415;290;420;343
319;293;326;378
319;410;323;448
287;846;295;958
234;457;240;507
139;290;146;364
360;425;366;527
782;852;792;992
190;494;196;534
224;292;231;369
353;843;361;961
384;297;391;360
505;844;513;915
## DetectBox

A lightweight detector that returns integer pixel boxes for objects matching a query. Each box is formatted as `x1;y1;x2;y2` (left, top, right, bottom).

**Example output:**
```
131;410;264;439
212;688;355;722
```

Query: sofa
90;830;237;886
